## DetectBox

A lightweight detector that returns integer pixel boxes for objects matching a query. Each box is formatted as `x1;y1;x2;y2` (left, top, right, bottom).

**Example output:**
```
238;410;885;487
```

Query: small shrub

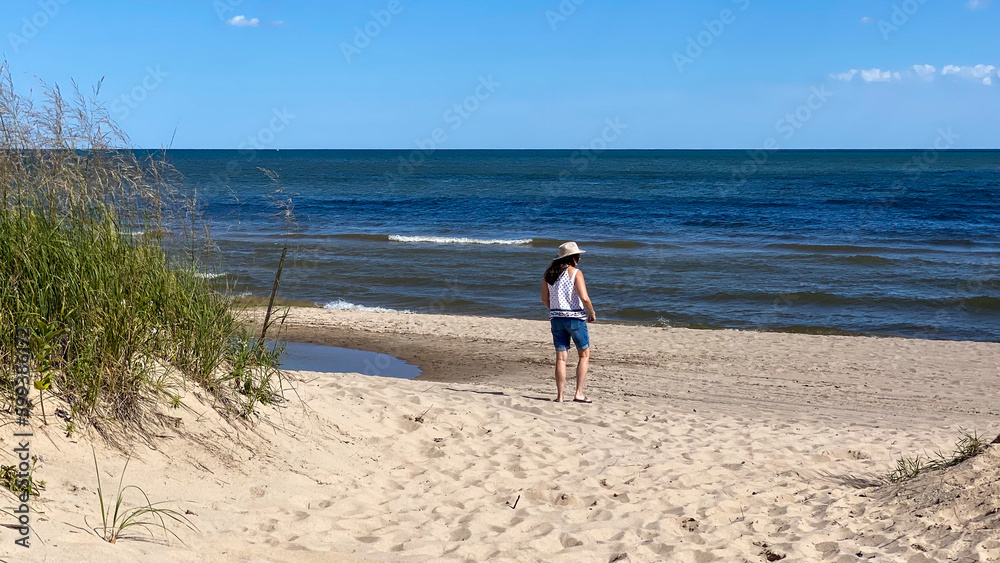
885;430;990;484
0;455;46;497
884;454;929;484
219;331;286;417
93;451;195;544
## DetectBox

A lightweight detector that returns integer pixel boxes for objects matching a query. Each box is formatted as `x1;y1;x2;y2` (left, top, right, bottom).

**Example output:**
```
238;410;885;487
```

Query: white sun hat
555;241;586;259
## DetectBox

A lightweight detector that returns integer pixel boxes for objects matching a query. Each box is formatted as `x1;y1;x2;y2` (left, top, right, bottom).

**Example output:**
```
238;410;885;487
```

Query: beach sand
4;308;1000;562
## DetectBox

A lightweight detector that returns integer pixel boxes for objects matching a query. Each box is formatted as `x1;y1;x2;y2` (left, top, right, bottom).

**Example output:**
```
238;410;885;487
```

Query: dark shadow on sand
444;387;506;396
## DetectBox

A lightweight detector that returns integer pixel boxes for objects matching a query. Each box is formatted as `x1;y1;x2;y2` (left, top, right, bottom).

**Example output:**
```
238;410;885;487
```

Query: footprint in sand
559;533;583;548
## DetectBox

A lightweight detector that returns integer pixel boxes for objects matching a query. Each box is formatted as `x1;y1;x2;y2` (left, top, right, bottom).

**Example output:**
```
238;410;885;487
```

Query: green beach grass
0;62;284;433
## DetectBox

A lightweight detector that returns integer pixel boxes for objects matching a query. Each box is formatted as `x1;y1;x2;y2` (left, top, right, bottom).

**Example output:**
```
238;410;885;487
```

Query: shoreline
234;296;1000;345
254;307;1000;425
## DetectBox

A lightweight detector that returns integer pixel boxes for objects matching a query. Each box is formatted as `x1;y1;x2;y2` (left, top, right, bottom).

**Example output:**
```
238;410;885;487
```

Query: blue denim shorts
550;317;590;352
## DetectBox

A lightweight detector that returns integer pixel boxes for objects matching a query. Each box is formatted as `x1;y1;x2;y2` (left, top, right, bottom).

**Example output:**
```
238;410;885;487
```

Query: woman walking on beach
541;242;597;403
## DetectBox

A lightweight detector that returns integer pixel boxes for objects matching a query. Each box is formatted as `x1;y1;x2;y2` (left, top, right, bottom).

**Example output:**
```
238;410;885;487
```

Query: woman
541;241;597;403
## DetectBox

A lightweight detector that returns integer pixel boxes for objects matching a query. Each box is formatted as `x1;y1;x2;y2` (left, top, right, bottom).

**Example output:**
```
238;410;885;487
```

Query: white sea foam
322;299;412;314
194;272;228;279
387;235;532;246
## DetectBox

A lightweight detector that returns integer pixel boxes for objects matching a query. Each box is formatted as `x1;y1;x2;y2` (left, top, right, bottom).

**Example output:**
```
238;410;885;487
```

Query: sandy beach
5;308;1000;562
5;3;999;561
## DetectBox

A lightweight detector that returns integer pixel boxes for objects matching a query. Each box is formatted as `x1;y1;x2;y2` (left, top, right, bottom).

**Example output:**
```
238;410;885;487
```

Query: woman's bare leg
555;350;569;402
575;348;590;400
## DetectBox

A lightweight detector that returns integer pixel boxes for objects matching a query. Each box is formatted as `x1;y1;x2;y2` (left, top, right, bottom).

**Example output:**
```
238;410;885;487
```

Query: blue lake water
164;150;1000;342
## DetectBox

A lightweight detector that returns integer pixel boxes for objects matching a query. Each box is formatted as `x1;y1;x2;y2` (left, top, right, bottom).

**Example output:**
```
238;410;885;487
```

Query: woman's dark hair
544;254;580;285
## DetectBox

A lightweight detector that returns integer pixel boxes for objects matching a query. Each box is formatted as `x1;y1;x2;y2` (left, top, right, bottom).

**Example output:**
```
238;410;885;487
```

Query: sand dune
4;309;1000;562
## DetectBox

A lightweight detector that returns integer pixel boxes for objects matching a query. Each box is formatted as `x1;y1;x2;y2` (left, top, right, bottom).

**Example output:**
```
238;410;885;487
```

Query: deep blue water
164;150;1000;342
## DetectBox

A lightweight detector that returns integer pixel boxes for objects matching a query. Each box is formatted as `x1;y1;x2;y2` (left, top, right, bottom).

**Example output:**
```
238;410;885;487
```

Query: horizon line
133;147;1000;151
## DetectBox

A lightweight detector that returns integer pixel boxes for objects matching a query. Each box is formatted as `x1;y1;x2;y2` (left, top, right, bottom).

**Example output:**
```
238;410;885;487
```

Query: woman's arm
574;271;597;322
541;279;550;309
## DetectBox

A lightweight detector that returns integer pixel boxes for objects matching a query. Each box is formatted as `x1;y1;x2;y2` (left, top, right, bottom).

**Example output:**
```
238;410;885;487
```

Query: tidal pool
277;341;420;379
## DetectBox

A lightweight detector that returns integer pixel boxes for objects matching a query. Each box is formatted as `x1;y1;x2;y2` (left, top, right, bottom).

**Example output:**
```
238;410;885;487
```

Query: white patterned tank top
548;268;587;320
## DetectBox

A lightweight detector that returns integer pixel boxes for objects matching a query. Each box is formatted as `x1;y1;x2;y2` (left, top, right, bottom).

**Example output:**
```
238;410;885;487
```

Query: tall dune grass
0;61;282;430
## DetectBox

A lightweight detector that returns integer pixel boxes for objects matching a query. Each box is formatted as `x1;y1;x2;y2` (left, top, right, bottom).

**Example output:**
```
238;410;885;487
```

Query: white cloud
227;15;260;27
913;64;936;80
942;64;997;85
967;0;991;9
831;69;858;82
860;68;896;83
832;64;997;86
860;16;873;24
970;64;997;78
272;20;287;26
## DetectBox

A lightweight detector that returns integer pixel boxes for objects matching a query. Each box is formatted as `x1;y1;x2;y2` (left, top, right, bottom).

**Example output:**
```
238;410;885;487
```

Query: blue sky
3;0;997;149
